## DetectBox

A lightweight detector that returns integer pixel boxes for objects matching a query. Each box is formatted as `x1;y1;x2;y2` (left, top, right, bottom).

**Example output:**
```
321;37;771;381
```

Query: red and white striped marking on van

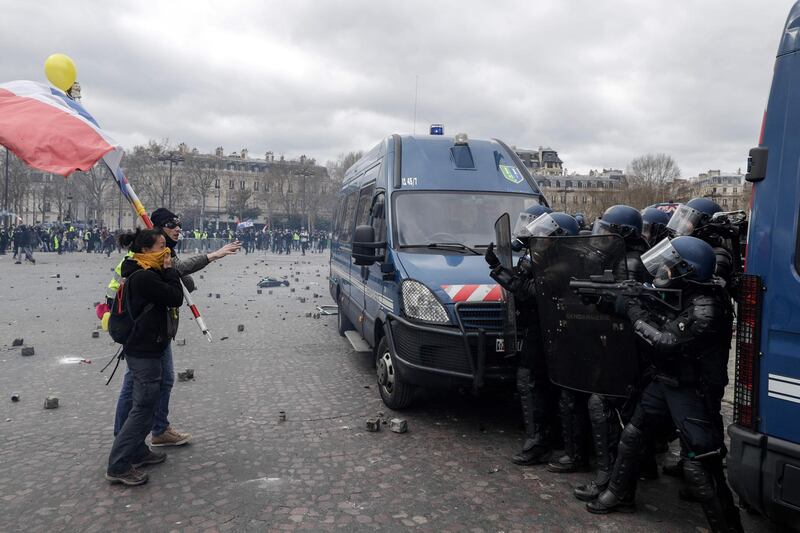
441;284;504;303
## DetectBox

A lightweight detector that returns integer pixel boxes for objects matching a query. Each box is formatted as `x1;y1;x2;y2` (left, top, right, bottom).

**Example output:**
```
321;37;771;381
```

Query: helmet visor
666;204;704;236
640;237;683;276
525;213;561;237
513;212;538;238
591;218;617;236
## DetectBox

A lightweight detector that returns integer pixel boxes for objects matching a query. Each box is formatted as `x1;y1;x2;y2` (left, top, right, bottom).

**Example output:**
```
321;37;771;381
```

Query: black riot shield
528;234;639;397
494;213;516;355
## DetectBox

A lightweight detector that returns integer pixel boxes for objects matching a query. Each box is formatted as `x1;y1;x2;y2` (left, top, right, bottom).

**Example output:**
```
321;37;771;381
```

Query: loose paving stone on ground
0;251;778;532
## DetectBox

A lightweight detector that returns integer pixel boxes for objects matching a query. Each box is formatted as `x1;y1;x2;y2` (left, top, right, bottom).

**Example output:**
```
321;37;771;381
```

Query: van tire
337;292;354;337
376;336;414;409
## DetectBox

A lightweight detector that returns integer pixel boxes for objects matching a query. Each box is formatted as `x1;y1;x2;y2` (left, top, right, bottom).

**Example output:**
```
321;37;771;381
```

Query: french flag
0;80;123;177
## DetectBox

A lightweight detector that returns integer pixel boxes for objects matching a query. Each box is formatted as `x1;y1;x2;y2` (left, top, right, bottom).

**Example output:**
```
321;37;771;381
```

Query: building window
228;179;234;189
214;179;220;189
254;181;260;191
239;180;245;190
733;187;738;194
723;187;728;194
556;180;561;188
288;182;293;193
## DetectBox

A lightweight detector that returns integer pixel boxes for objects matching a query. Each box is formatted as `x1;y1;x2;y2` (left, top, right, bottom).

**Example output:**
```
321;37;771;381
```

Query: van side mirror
745;146;767;182
352;225;385;266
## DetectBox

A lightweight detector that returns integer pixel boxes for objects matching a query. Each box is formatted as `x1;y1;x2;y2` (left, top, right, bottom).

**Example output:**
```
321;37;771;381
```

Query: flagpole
106;161;213;342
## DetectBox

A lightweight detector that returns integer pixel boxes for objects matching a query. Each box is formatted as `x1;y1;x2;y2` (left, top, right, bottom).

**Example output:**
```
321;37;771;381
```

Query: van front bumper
727;424;800;531
384;312;517;389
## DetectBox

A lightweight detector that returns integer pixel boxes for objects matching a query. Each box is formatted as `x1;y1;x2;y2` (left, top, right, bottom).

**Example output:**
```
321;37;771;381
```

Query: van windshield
394;191;542;248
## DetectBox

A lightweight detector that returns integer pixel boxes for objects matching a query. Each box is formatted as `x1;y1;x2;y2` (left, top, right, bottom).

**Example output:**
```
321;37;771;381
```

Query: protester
111;208;240;447
105;228;183;486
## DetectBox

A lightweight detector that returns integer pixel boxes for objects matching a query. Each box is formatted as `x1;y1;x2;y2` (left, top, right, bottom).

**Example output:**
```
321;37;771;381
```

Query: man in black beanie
112;207;241;447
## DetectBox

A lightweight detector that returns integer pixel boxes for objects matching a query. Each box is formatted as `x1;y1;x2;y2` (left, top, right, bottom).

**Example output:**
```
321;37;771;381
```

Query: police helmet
524;212;579;237
641;207;672;244
574;212;587;229
512;204;553;239
641;235;716;285
667;198;722;236
592;205;643;238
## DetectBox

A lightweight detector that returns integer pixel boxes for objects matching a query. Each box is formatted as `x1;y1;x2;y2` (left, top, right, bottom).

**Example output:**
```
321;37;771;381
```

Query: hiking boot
132;449;167;468
150;426;191;447
547;453;590;473
105;467;148;486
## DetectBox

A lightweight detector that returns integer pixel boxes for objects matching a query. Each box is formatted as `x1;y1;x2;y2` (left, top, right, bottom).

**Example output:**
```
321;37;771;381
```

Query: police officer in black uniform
667;197;741;298
641;207;672;247
485;208;577;465
572;205;652;498
586;235;744;533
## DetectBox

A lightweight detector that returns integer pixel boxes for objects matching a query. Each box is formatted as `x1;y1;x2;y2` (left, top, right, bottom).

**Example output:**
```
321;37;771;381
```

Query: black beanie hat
150;208;179;228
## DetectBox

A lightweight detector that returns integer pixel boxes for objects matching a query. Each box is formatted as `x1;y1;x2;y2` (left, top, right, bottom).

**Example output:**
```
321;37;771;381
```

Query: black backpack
108;269;154;345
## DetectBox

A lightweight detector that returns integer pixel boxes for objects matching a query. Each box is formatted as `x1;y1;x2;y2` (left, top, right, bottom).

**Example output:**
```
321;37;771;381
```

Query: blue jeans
114;345;174;437
107;354;162;474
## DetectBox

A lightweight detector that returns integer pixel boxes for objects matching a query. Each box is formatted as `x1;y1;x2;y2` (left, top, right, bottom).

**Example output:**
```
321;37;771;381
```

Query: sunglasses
164;221;181;229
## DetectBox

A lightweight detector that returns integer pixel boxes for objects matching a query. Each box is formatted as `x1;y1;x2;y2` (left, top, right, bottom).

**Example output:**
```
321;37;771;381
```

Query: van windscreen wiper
426;242;481;255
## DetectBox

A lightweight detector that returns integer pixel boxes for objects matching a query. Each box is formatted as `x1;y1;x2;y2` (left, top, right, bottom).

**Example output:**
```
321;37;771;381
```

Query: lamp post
216;189;221;231
158;152;184;211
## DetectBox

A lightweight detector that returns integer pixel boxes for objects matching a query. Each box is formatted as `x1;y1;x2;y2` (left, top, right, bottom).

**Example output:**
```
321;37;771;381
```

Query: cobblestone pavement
0;250;777;533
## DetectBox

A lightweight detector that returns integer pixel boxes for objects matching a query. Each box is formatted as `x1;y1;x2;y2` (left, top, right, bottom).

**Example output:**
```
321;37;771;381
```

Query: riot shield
528;234;639;397
494;213;516;355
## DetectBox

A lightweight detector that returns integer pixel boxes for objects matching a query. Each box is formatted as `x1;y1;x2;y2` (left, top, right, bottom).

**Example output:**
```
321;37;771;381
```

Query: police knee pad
619;423;645;449
682;459;715;501
588;394;614;423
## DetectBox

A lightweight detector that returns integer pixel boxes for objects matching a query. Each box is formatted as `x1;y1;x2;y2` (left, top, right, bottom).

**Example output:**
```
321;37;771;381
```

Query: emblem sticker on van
499;165;524;184
402;177;418;187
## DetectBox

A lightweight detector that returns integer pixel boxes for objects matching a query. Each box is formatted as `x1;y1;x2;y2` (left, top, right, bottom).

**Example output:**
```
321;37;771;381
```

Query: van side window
371;192;386;243
356;184;376;227
339;191;359;243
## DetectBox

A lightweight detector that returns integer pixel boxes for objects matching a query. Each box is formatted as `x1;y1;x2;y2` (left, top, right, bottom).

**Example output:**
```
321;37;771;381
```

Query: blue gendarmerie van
329;133;547;408
727;3;800;529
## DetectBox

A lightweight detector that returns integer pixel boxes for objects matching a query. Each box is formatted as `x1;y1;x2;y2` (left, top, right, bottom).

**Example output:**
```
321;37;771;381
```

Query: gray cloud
0;0;791;176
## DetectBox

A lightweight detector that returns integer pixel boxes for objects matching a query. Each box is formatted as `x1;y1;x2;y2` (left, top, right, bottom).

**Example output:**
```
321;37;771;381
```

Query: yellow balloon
44;53;77;92
101;312;110;331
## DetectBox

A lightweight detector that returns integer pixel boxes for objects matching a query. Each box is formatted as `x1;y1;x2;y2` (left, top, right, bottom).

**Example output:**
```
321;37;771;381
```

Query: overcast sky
0;0;793;177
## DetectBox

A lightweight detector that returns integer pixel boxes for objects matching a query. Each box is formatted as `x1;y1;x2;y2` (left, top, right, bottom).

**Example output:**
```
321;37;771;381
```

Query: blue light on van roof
430;124;444;135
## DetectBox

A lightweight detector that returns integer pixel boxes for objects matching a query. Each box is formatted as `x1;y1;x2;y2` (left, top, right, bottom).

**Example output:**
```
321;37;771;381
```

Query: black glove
181;275;196;293
485;242;501;269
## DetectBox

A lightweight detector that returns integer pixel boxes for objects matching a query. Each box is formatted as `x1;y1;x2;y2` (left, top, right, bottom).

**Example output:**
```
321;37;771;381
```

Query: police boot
548;390;590;473
574;394;620;501
683;458;744;533
586;424;643;514
512;368;550;465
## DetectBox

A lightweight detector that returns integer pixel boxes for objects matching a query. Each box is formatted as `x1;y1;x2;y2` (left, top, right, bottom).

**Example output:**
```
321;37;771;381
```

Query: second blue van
329;133;547;408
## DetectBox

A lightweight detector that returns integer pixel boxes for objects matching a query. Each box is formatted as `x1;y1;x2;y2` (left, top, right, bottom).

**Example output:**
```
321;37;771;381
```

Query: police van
727;3;800;529
329;134;546;408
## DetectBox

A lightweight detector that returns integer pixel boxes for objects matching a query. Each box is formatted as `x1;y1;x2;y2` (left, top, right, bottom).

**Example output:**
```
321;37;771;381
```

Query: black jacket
120;258;184;357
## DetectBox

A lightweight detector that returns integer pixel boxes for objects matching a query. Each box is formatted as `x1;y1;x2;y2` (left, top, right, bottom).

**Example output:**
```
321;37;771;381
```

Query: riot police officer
641;207;672;247
570;205;650;491
485;209;577;465
667;198;740;294
586;236;743;533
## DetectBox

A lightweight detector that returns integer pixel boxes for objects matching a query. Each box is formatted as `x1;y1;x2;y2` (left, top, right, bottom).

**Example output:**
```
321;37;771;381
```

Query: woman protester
106;228;184;486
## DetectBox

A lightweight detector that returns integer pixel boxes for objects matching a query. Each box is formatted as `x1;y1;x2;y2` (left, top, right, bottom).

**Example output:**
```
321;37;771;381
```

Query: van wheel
376;336;414;409
337;292;354;337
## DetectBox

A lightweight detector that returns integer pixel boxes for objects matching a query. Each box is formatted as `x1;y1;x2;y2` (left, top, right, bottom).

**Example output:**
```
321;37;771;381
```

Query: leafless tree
123;140;172;209
183;153;217;229
625;153;681;207
326;151;363;184
75;165;111;224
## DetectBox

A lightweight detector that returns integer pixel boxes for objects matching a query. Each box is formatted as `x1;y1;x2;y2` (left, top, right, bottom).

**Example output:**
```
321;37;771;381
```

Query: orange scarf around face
132;249;171;270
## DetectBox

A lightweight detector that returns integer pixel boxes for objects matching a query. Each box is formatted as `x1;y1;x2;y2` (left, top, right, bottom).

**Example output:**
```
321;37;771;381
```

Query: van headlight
401;280;449;324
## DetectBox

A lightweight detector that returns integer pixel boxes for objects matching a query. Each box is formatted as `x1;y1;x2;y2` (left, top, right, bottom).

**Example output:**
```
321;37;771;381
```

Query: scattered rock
237;324;245;332
176;338;186;346
220;336;229;341
177;371;188;382
43;396;58;409
389;418;408;433
11;393;20;402
56;286;63;291
257;289;262;294
365;417;381;432
185;368;194;379
215;294;221;299
290;288;296;293
91;331;99;338
278;410;287;422
21;347;35;356
12;338;23;347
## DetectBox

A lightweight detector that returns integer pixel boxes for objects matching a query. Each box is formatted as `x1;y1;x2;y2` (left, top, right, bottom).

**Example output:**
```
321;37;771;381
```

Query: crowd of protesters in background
1;223;330;260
